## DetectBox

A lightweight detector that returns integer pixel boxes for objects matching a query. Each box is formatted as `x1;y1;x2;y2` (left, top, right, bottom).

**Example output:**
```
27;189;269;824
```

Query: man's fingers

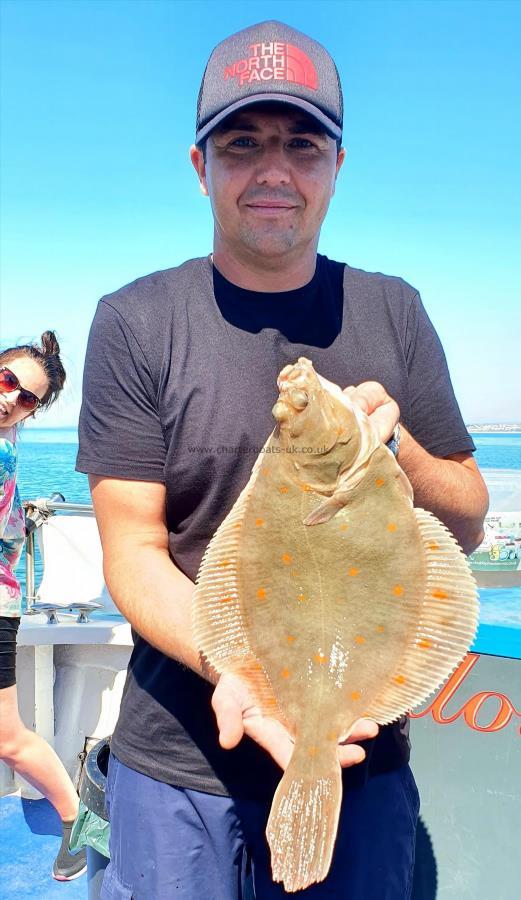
337;718;379;768
211;685;245;750
343;381;399;443
244;716;294;770
338;743;367;767
342;717;379;742
345;381;386;414
369;403;400;444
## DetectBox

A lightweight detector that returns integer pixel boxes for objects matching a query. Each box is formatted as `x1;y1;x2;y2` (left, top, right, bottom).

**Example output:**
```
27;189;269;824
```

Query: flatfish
193;357;478;892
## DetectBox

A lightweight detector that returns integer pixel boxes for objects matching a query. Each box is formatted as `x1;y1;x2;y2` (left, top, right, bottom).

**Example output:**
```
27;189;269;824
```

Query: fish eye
289;389;309;410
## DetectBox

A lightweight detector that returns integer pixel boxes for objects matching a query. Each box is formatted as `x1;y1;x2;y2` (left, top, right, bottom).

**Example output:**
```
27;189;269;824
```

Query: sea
14;429;521;654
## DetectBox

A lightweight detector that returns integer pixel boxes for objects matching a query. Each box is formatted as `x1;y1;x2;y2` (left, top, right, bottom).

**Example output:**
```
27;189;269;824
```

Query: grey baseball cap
196;21;343;144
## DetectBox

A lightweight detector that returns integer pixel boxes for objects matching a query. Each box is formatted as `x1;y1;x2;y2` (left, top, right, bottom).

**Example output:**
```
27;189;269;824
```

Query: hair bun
40;330;60;357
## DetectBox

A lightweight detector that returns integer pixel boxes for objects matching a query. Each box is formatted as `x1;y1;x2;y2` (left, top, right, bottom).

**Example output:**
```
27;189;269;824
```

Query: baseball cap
196;21;343;144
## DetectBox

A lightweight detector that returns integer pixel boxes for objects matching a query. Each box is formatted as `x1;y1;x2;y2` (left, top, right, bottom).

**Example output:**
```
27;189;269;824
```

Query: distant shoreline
23;424;521;434
467;425;521;434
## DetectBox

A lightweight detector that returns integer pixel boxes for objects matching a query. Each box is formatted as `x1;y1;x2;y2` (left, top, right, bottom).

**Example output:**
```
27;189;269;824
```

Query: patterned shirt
0;429;25;617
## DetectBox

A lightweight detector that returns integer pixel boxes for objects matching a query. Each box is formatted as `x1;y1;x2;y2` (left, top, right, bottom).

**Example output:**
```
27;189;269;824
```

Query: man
77;20;488;899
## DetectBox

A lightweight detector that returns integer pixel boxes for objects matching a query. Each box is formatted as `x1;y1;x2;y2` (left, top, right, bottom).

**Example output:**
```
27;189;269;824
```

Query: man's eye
288;138;315;149
229;137;257;148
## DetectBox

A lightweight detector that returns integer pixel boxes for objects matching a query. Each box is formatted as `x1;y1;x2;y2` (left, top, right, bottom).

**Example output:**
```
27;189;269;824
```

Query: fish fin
229;657;286;723
193;444;284;722
364;508;479;724
193;487;254;671
396;464;414;504
303;496;345;526
267;740;341;892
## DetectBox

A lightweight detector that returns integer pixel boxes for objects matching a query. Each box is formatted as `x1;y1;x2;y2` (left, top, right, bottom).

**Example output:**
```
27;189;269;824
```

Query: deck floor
0;795;88;899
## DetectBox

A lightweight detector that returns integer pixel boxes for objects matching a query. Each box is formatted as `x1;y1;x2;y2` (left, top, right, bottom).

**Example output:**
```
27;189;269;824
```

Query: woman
0;332;87;881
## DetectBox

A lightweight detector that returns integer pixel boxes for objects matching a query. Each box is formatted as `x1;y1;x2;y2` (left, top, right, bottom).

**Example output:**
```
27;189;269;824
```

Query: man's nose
255;145;291;186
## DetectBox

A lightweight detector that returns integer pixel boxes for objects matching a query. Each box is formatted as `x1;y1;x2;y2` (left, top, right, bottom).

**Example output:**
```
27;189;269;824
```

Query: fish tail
266;740;342;893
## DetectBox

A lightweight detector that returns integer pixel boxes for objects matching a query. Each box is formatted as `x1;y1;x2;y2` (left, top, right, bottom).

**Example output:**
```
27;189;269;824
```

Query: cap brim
196;93;342;143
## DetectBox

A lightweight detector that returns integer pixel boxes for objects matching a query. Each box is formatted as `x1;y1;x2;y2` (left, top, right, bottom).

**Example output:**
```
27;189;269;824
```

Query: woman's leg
0;682;79;820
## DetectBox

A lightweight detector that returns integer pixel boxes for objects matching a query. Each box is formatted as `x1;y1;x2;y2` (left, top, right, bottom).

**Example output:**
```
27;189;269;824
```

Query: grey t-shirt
77;254;475;798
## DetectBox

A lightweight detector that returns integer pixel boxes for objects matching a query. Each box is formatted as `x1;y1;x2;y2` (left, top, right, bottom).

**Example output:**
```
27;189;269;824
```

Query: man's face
190;105;345;262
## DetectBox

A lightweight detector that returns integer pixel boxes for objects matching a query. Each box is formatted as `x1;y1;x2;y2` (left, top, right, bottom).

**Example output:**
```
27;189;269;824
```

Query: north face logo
224;41;318;90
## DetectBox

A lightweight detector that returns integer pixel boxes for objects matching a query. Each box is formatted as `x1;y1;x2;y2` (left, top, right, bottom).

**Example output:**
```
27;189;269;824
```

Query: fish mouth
277;357;314;390
277;359;314;402
273;358;331;445
273;359;314;425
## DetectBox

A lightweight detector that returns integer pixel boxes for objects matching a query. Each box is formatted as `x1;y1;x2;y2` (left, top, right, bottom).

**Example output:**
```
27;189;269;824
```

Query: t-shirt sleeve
404;293;476;458
76;299;166;481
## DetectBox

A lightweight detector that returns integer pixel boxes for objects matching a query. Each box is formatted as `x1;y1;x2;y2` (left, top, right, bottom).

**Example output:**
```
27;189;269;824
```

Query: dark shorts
0;616;20;690
102;753;419;900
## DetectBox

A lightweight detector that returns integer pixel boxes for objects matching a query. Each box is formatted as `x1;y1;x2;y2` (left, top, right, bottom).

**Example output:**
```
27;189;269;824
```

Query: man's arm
344;382;488;555
90;475;204;674
397;435;488;555
90;474;378;769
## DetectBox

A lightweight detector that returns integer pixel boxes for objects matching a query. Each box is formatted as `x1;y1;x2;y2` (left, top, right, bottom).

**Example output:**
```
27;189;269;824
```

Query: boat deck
0;795;87;899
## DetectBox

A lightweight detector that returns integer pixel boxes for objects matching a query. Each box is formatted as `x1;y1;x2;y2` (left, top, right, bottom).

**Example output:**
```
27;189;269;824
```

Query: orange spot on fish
392;585;404;596
387;522;397;532
337;425;345;435
348;567;360;577
418;639;433;649
281;553;292;564
256;588;267;601
297;593;307;602
300;483;312;492
432;589;448;600
376;625;385;633
286;635;295;644
428;541;439;551
266;697;278;709
314;653;328;665
355;635;366;645
339;523;349;531
351;691;361;701
375;477;385;487
281;668;291;679
217;559;231;567
394;675;406;685
220;596;234;604
307;746;319;758
279;485;289;494
326;730;338;741
255;518;265;527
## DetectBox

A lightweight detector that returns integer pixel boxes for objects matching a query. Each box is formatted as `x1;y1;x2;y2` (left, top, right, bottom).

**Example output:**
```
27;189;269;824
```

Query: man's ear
189;144;209;197
331;146;346;197
336;147;346;178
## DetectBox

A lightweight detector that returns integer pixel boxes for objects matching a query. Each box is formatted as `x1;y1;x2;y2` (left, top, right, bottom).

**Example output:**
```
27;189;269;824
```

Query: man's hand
212;672;379;770
343;381;399;444
342;382;488;553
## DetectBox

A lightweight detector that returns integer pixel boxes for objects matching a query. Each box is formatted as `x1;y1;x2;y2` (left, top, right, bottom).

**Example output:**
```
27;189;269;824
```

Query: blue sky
1;0;520;426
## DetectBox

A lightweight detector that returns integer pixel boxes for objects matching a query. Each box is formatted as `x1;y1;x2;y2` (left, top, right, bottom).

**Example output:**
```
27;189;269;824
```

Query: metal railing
23;493;95;613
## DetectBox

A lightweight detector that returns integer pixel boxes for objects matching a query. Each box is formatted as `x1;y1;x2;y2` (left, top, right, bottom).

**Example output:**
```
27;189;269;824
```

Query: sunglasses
0;366;42;413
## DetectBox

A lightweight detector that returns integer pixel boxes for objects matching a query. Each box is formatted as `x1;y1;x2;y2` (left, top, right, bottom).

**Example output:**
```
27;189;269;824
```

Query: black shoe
52;820;87;881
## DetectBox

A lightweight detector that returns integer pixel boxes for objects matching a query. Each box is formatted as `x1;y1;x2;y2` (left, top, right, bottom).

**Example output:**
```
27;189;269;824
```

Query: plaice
193;357;479;892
